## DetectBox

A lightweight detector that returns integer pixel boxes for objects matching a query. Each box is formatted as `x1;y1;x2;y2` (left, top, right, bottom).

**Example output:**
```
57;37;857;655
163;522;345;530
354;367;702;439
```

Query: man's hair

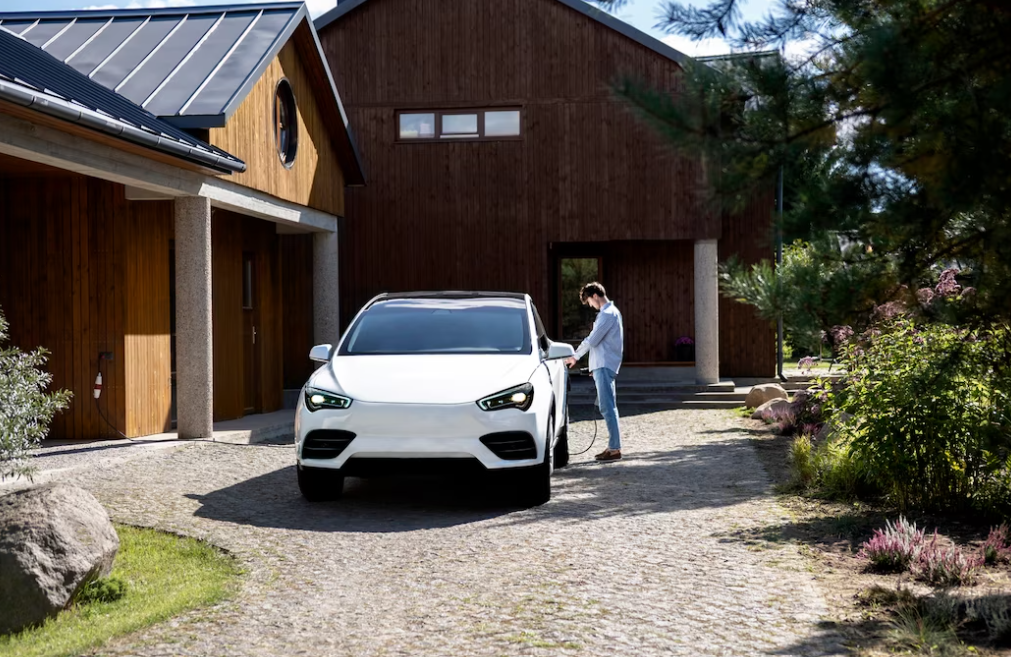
579;282;606;303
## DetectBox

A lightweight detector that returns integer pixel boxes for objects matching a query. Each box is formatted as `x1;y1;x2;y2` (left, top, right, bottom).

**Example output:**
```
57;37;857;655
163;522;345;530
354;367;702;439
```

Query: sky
0;0;780;58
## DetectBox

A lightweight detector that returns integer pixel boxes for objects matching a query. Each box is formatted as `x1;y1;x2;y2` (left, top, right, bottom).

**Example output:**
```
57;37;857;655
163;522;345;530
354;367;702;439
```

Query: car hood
309;354;538;405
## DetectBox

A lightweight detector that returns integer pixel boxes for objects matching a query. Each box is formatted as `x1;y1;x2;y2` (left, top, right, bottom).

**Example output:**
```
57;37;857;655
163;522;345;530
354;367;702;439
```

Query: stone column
694;239;720;385
174;196;213;439
313;229;340;347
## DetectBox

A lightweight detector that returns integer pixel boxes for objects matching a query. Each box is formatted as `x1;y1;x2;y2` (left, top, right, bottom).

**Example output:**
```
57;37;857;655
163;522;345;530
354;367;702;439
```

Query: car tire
519;417;553;507
297;464;345;502
554;406;570;469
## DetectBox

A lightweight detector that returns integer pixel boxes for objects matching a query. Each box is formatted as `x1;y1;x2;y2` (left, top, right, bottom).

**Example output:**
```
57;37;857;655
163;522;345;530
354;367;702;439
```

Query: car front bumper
295;395;546;472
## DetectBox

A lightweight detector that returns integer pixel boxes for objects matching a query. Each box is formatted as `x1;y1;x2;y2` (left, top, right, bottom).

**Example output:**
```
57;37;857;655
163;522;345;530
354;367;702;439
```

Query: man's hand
564;357;577;369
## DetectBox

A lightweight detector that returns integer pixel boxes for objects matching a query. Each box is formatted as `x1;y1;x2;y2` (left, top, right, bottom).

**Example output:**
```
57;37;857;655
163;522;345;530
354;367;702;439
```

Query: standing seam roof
0;3;305;128
0;26;246;174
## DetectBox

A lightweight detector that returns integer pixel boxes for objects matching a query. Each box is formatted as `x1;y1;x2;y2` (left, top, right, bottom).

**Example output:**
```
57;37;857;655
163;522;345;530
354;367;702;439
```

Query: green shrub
73;577;128;605
829;319;1011;513
787;431;871;499
0;305;72;480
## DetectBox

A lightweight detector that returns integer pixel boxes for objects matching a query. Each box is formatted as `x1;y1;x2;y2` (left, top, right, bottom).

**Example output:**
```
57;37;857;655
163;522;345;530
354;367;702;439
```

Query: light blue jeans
592;367;621;451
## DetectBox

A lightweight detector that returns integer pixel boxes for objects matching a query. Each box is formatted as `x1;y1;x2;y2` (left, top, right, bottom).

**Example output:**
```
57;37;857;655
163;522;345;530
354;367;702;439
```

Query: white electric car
295;292;575;505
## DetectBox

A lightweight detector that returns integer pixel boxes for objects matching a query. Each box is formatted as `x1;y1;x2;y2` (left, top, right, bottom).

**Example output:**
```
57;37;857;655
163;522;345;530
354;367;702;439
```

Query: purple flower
873;300;906;319
675;336;694;346
935;268;962;297
916;288;935;307
829;325;855;344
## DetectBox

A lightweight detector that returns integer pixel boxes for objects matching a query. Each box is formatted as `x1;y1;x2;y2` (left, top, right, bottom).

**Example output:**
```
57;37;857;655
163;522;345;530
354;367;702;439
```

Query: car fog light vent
302;429;356;460
479;431;537;460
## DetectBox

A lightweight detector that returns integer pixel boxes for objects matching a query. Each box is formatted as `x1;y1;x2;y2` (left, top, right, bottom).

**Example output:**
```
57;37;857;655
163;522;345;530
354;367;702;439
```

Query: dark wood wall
280;234;315;389
719;190;777;377
318;0;772;375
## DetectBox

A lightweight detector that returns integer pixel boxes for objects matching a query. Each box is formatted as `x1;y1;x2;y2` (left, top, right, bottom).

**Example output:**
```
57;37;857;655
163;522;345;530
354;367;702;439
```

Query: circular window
274;79;298;167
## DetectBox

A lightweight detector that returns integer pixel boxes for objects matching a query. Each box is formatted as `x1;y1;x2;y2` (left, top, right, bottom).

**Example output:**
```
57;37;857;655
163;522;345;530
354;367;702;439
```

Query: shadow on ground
185;431;770;534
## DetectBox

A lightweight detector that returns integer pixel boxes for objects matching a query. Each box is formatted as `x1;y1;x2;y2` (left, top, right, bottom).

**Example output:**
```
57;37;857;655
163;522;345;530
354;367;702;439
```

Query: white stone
751;397;790;419
745;383;789;409
0;484;119;634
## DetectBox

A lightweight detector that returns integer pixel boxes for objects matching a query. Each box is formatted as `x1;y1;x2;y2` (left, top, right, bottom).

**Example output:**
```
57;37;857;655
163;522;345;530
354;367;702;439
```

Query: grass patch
0;524;241;657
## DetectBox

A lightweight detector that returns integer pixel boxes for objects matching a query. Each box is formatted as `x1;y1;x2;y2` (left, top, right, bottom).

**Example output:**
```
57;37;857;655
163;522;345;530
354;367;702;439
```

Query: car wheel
297;464;345;502
519;416;553;507
554;406;570;469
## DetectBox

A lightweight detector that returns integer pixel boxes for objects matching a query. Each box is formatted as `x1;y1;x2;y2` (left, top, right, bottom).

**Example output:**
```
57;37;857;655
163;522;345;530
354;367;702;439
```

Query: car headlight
305;387;353;412
477;383;534;412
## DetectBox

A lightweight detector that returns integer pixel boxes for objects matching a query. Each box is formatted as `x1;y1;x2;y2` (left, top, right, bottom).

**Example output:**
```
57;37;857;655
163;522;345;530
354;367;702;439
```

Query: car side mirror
309;344;332;363
546;342;575;361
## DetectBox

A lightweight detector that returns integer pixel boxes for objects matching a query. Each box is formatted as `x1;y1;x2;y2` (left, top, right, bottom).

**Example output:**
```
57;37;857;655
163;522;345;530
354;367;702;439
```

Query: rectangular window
397;108;522;141
399;113;436;139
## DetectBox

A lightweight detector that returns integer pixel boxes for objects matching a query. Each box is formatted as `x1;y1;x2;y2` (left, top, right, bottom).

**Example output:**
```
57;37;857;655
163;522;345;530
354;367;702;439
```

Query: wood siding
319;0;773;374
719;190;777;377
209;40;346;217
0;173;173;439
211;209;284;421
280;234;315;389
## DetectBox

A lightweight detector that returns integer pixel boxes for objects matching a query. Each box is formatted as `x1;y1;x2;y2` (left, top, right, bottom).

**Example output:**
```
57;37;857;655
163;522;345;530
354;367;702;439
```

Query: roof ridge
314;0;691;66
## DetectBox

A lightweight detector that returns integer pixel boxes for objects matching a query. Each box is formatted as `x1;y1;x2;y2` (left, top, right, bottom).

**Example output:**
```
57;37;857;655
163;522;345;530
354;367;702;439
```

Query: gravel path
53;409;843;656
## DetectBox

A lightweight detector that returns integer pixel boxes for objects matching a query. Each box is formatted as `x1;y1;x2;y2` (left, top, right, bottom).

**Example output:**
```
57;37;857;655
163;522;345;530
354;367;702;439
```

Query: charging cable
567;367;599;455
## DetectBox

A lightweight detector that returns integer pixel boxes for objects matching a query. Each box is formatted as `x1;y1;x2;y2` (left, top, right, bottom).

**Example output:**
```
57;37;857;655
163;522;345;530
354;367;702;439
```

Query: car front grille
479;431;537;460
302;429;356;460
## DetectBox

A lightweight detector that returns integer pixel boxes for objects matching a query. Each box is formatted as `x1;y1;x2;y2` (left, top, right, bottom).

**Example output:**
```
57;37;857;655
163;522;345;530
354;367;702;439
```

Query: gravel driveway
57;409;843;656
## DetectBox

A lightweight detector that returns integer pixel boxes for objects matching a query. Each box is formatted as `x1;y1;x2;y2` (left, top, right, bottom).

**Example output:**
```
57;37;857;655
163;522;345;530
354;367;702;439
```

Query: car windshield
340;298;532;355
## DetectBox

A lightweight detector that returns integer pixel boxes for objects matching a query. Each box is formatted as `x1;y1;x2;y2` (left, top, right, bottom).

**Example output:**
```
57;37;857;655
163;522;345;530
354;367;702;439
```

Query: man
565;282;624;461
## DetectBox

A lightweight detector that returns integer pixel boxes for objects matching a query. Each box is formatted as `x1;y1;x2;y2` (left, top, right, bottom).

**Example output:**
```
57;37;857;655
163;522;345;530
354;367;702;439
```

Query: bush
74;577;128;605
787;432;870;499
0;305;72;480
829;319;1011;513
915;531;983;587
859;517;926;572
981;524;1011;566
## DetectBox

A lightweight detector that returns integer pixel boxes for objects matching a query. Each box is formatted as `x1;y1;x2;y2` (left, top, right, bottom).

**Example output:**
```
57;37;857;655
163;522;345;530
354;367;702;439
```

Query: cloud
305;0;337;18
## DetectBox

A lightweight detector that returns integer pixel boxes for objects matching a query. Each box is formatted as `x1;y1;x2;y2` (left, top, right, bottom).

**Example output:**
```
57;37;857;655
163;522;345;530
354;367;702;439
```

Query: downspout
776;165;786;382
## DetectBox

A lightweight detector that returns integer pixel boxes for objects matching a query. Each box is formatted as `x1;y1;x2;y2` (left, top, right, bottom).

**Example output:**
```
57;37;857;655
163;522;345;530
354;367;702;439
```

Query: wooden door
242;252;258;414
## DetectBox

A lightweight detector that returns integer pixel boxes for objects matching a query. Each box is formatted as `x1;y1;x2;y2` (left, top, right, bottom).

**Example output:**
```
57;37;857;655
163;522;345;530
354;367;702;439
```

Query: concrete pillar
174;196;213;439
694;238;720;385
313;229;340;347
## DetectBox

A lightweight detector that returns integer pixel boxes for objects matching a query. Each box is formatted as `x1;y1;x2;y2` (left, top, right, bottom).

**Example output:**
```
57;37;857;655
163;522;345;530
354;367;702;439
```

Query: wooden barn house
0;3;364;440
315;0;776;383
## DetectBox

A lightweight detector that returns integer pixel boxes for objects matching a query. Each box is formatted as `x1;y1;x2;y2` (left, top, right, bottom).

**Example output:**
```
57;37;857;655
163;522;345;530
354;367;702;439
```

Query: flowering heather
829;325;855;344
981;525;1011;565
915;531;982;587
873;300;907;320
917;287;935;306
798;356;816;374
858;517;925;572
935;268;962;297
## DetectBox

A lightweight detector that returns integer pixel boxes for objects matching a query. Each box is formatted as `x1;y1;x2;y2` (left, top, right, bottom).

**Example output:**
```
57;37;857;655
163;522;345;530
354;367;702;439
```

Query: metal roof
0;2;366;184
0;3;306;129
316;0;690;66
0;26;245;174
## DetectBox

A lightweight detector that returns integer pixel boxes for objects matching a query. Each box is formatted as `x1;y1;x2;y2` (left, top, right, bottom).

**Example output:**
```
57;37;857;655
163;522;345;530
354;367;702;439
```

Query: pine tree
594;0;1011;326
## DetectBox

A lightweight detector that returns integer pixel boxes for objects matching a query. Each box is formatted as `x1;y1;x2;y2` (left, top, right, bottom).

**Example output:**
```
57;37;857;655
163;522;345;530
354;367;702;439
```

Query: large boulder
745;383;789;409
751;397;791;420
0;484;119;634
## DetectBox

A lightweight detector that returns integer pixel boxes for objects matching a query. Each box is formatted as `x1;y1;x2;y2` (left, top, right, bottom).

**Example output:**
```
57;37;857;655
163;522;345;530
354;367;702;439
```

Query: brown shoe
595;449;622;462
594;449;610;459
